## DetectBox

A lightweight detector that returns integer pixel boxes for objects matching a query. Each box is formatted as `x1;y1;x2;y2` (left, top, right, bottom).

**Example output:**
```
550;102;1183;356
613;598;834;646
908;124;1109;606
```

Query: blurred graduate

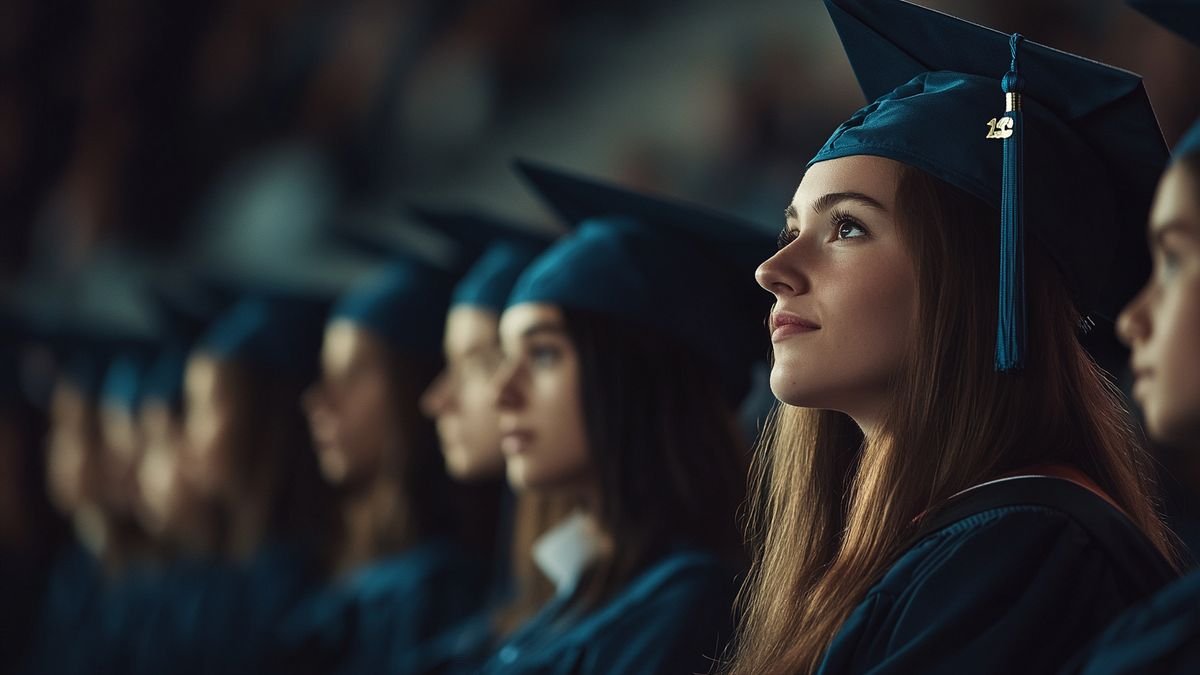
725;1;1179;673
456;160;773;674
405;206;573;674
1068;1;1200;672
272;224;498;674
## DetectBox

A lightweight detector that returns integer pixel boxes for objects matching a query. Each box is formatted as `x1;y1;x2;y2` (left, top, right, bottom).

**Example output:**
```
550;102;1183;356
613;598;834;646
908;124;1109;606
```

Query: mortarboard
508;159;777;402
405;204;557;313
815;0;1169;370
1130;0;1200;158
198;291;332;381
329;253;458;357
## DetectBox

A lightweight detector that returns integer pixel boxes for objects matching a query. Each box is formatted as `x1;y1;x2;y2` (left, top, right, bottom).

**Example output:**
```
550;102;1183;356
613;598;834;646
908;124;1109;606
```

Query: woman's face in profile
421;307;506;483
1119;161;1200;447
303;322;396;488
756;155;918;429
183;354;241;497
495;303;591;493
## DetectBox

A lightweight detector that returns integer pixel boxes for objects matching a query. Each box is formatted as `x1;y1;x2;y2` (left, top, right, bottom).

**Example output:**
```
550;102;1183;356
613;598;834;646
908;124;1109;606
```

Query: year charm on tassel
985;92;1021;139
985;116;1013;139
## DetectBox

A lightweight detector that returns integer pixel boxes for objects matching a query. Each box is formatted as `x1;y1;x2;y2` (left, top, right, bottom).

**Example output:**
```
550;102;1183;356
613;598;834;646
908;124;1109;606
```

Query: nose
493;358;526;412
419;370;451;418
1116;283;1153;348
755;243;809;299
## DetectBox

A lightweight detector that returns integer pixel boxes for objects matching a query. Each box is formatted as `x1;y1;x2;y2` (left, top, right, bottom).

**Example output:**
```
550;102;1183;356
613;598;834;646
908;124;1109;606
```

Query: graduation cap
1130;0;1200;158
198;291;332;381
509;159;777;402
814;0;1170;371
329;253;458;357
405;204;557;313
140;282;230;412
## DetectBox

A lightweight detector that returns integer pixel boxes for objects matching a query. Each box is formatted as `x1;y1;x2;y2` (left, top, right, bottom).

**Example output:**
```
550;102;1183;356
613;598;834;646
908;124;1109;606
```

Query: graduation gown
815;475;1175;675
20;543;104;675
271;539;487;675
1066;571;1200;674
471;549;738;675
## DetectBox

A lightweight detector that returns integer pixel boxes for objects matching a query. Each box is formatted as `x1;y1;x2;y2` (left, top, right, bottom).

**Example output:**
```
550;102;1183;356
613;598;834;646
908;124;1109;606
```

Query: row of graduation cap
16;153;775;675
12;0;1200;673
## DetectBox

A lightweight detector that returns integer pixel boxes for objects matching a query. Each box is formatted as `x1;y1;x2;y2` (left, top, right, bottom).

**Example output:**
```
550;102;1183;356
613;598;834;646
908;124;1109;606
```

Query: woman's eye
528;344;562;367
834;217;868;240
777;228;798;250
1158;249;1181;279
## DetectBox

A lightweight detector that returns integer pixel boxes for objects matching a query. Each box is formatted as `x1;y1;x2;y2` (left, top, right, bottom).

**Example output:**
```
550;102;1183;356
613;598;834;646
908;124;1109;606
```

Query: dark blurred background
3;0;1198;287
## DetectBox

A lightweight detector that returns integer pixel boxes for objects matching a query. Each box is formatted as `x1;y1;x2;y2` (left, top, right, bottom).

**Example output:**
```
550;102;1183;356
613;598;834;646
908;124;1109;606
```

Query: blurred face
756;156;918;431
421;307;506;483
183;354;241;497
46;381;102;516
1118;162;1200;447
99;403;144;515
136;401;191;537
303;322;396;487
495;303;591;492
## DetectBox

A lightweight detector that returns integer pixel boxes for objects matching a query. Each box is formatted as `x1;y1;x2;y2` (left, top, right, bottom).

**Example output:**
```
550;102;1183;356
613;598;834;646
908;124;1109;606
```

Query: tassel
995;33;1026;372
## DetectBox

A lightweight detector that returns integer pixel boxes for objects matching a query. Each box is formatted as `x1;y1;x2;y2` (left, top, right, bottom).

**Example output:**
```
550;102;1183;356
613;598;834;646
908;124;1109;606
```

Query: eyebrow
520;322;566;340
785;192;888;221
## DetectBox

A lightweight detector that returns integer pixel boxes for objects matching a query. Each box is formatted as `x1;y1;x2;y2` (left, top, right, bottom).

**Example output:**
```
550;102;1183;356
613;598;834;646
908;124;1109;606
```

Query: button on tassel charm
991;33;1026;372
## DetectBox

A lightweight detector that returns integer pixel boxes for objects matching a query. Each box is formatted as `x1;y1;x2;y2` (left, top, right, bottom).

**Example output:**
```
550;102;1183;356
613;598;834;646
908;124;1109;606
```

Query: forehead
323;321;388;368
792;155;904;209
499;302;564;342
1150;163;1200;230
445;307;499;354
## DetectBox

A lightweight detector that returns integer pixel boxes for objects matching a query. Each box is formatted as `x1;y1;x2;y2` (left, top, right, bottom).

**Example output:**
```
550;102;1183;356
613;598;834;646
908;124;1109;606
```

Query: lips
770;310;820;341
500;429;535;456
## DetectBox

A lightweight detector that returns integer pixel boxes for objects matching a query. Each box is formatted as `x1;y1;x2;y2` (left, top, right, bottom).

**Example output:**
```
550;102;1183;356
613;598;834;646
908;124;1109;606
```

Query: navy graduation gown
21;543;104;675
816;476;1175;675
1068;571;1200;674
473;549;738;675
273;539;487;675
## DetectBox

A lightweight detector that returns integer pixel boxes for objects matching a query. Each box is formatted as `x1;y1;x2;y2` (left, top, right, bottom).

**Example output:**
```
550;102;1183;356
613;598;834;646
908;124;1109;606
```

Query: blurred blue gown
1065;571;1200;674
20;542;105;675
815;475;1176;675
463;548;738;675
271;538;487;675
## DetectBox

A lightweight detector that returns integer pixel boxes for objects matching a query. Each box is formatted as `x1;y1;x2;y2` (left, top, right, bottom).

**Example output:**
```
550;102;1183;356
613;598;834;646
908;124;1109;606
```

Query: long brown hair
562;308;749;614
727;166;1174;674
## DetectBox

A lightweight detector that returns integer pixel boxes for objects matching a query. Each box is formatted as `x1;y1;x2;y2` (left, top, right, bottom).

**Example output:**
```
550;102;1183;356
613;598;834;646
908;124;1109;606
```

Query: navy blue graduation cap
1130;0;1200;158
509;159;777;402
100;353;151;412
405;204;556;313
140;283;229;411
815;0;1170;371
197;291;332;381
329;253;458;357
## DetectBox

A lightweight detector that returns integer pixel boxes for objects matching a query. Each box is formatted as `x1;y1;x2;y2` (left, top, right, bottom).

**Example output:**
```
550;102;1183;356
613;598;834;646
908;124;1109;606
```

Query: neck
224;484;274;562
332;474;411;576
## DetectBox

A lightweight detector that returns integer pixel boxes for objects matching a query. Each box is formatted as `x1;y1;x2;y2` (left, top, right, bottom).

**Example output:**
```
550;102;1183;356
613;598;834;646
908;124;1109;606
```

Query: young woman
275;254;490;674
466;160;774;674
1066;2;1200;672
407;209;573;673
175;292;339;674
726;2;1178;673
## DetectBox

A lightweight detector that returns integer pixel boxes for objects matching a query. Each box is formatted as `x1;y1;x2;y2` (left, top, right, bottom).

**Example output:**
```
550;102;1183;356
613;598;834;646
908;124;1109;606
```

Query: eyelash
776;210;870;250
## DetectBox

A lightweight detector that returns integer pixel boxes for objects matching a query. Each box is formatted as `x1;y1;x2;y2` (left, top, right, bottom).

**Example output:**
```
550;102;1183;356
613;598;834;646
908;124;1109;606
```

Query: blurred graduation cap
138;281;230;412
404;204;558;313
1130;0;1200;158
197;290;333;382
815;0;1169;370
508;159;777;403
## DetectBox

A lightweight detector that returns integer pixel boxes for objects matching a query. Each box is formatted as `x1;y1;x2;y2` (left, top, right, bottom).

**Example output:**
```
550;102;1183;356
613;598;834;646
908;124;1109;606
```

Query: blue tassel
995;34;1026;372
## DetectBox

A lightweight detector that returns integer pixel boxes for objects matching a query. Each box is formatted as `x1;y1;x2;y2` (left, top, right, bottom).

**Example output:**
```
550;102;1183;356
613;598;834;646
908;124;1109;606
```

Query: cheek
1147;277;1200;438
